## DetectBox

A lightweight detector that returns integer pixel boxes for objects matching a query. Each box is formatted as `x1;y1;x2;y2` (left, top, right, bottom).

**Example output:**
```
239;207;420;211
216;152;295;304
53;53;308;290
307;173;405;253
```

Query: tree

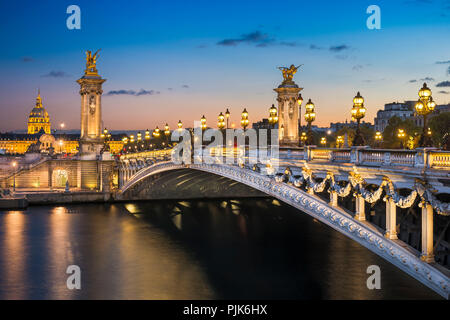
428;112;450;149
382;116;420;149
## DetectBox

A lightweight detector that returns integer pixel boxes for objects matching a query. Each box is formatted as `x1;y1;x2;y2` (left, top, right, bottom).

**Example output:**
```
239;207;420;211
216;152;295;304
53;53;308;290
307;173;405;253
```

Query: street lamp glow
164;123;170;136
200;115;207;131
177;120;183;130
304;99;316;145
415;83;436;147
320;137;327;146
351;92;366;146
240;108;249;129
268;104;278;127
217;112;225;129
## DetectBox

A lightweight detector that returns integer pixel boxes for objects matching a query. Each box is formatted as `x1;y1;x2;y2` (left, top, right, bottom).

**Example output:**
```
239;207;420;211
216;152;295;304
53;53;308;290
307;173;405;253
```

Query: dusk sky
0;0;449;131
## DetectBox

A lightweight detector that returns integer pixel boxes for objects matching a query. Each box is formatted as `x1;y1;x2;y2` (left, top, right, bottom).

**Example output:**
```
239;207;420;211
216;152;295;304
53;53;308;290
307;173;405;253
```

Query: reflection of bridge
118;146;450;299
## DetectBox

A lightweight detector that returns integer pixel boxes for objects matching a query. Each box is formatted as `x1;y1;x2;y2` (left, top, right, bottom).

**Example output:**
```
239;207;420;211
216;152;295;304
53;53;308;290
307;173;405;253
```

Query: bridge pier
385;198;398;240
421;203;435;263
354;195;365;221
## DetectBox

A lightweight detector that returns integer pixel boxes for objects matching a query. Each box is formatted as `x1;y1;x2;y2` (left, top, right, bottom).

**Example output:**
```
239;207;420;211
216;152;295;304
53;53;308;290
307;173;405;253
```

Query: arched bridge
116;146;450;299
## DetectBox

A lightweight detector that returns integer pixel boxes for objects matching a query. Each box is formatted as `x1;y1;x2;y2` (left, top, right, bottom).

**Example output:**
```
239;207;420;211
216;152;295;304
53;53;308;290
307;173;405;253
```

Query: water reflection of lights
52;207;67;214
125;203;140;214
272;199;281;206
178;201;191;208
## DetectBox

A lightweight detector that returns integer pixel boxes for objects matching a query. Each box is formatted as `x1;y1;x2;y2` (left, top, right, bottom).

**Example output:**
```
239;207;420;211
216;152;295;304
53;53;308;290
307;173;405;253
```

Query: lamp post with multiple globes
414;83;436;147
240;108;249;130
351;92;366;146
375;131;383;148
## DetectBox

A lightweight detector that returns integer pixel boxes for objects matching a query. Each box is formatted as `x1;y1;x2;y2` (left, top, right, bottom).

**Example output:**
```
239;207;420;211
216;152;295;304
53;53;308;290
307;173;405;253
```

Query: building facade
0;91;124;155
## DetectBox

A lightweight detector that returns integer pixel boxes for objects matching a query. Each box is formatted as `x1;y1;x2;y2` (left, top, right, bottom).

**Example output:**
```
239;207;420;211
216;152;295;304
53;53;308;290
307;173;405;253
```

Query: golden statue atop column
77;49;106;159
85;49;101;76
274;64;303;146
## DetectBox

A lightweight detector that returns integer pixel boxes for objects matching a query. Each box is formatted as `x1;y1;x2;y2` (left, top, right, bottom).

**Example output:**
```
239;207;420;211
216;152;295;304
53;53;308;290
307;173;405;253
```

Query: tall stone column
77;50;106;160
274;65;302;146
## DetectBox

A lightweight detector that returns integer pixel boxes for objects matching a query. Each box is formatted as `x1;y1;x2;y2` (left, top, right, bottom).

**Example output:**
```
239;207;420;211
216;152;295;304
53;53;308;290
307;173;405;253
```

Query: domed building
27;91;51;134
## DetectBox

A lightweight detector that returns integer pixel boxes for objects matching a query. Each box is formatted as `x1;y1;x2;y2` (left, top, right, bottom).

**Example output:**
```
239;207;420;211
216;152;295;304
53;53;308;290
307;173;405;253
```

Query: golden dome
28;91;51;134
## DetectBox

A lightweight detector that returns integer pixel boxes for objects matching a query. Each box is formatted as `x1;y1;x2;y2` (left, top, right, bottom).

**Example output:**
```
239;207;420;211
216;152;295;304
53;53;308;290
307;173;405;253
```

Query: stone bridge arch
117;161;450;298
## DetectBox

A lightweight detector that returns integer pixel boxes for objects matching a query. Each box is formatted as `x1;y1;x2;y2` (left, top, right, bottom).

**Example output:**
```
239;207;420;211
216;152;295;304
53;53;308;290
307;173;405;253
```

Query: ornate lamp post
414;83;436;147
240;108;249;130
336;135;344;148
320;137;327;147
304;99;316;145
351;92;366;146
397;128;406;149
225;108;230;129
268;104;278;129
152;127;160;138
217;112;225;130
200;115;207;131
177;120;183;130
374;131;382;148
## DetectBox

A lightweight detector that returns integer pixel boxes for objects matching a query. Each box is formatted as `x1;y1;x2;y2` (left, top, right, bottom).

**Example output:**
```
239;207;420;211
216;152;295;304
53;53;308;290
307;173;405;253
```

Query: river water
0;198;440;299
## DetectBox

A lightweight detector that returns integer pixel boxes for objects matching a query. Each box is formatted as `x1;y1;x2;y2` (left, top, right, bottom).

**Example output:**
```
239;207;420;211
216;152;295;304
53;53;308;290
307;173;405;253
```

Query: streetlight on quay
304;99;316;145
320;137;327;147
11;161;17;192
375;131;383;148
336;135;344;148
297;93;303;128
268;104;278;146
414;83;436;147
397;128;406;149
351;92;366;146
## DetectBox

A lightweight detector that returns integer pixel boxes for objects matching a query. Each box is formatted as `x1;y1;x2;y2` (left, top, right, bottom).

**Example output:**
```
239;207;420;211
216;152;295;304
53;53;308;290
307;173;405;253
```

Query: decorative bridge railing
118;146;450;298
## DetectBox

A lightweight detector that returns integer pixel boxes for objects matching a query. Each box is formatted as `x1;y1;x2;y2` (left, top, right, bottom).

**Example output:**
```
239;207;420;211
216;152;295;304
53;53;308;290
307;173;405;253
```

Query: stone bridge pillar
421;203;435;263
385;198;398;240
274;77;302;146
355;195;365;221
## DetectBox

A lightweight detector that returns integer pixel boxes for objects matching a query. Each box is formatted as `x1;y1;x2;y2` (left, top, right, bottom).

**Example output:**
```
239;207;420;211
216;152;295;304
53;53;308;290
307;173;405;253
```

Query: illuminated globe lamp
240;108;249;130
137;132;142;142
300;132;308;146
152;127;160;138
217;112;225;130
397;128;406;149
145;129;150;140
415;83;436;147
268;104;278;128
336;135;344;148
374;131;383;148
164;123;170;137
130;134;135;143
177;120;183;130
351;92;366;146
304;99;316;145
200;115;207;131
225;108;230;129
320;137;327;147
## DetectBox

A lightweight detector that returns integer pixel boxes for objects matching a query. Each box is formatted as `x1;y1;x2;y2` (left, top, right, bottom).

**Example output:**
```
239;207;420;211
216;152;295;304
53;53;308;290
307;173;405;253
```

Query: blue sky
0;0;449;131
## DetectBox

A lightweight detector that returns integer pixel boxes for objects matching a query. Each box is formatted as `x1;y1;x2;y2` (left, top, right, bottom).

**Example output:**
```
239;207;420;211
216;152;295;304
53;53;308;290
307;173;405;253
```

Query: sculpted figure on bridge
278;64;302;82
85;49;101;75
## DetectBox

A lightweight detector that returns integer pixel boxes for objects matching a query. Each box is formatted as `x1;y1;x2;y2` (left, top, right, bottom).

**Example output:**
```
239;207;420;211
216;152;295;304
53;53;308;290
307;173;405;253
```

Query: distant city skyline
0;0;449;131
